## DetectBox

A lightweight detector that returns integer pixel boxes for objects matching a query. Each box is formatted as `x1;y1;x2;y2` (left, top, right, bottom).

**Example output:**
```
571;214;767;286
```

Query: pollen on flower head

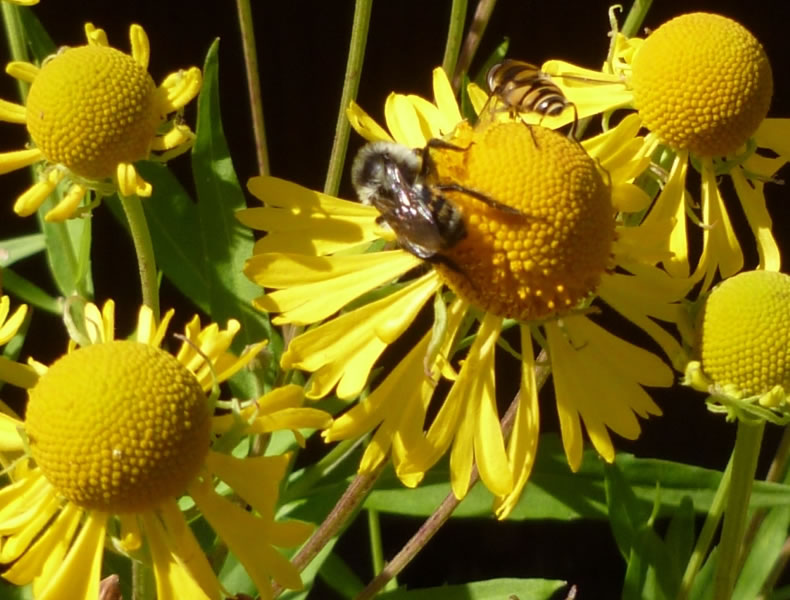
25;44;161;180
697;270;790;398
427;121;615;321
24;340;211;513
630;12;772;158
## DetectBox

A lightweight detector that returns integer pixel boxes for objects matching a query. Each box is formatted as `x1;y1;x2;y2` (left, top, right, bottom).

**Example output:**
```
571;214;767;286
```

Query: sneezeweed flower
684;270;790;424
0;23;202;221
0;300;330;600
541;11;788;290
239;68;687;518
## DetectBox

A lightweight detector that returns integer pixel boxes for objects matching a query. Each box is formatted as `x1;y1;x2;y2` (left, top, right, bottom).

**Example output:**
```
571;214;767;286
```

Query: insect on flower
486;58;580;138
351;138;526;273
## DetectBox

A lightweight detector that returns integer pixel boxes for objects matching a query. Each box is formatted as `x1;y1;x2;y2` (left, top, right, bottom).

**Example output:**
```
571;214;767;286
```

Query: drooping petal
281;271;441;399
546;315;668;471
249;251;421;325
142;508;218;600
493;326;541;519
35;510;106;600
731;168;780;271
189;477;307;598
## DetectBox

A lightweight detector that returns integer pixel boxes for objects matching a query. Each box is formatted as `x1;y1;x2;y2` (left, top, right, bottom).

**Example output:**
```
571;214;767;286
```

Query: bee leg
426;254;479;293
432;183;528;217
424;138;474;154
567;103;580;141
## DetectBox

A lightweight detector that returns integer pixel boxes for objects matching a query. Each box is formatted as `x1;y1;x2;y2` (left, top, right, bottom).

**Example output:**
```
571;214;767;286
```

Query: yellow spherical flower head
426;121;614;320
538;10;787;290
631;13;772;158
0;23;202;221
684;270;790;423
0;301;329;600
25;341;210;512
241;67;686;519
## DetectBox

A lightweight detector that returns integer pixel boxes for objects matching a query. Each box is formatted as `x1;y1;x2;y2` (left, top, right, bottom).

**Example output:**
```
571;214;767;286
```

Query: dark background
1;1;789;598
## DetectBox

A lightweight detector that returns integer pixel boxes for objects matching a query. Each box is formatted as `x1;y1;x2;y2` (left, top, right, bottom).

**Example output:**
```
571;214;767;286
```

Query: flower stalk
120;194;160;323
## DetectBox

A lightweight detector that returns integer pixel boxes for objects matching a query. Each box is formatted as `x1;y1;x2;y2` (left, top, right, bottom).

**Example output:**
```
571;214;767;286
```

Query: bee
351;141;466;264
351;140;526;269
486;58;579;138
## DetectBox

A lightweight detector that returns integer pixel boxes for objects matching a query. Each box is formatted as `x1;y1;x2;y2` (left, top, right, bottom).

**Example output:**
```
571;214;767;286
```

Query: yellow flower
684;270;790;424
2;0;38;4
0;300;331;600
239;68;686;519
0;23;202;221
540;11;786;290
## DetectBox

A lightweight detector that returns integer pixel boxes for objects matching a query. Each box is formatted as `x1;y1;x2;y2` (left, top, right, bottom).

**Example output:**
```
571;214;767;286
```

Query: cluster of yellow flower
0;6;787;600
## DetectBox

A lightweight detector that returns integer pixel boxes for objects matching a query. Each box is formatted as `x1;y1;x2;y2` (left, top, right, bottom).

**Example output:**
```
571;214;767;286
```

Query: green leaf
17;5;55;63
377;578;566;599
605;459;650;559
38;210;93;299
733;504;790;599
0;234;45;266
362;435;790;520
315;549;364;599
108;163;209;315
281;539;342;600
191;40;274;347
663;496;695;588
2;269;59;314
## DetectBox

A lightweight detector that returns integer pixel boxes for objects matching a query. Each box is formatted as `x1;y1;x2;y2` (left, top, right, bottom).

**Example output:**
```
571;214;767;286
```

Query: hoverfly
486;58;579;138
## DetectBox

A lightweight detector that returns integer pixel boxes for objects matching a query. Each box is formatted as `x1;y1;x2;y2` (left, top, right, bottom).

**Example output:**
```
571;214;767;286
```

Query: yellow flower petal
117;162;152;197
694;159;743;291
142;509;217;600
638;149;690;277
129;24;150;70
5;60;38;83
206;451;287;517
44;183;87;222
3;501;81;586
0;147;44;176
0;97;26;124
346;100;394;143
36;510;105;600
731;168;780;271
282;271;441;399
158;67;203;112
249;250;421;325
241;176;380;256
384;92;429;148
546;316;667;471
494;326;540;519
189;477;306;597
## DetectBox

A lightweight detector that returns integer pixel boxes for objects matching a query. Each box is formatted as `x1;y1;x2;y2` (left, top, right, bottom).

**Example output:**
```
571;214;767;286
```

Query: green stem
621;0;653;38
713;420;766;600
1;4;30;98
283;438;364;502
323;0;372;197
451;0;497;91
441;0;468;82
273;461;386;598
131;559;156;600
677;454;734;600
367;508;397;591
234;0;269;176
120;194;160;322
